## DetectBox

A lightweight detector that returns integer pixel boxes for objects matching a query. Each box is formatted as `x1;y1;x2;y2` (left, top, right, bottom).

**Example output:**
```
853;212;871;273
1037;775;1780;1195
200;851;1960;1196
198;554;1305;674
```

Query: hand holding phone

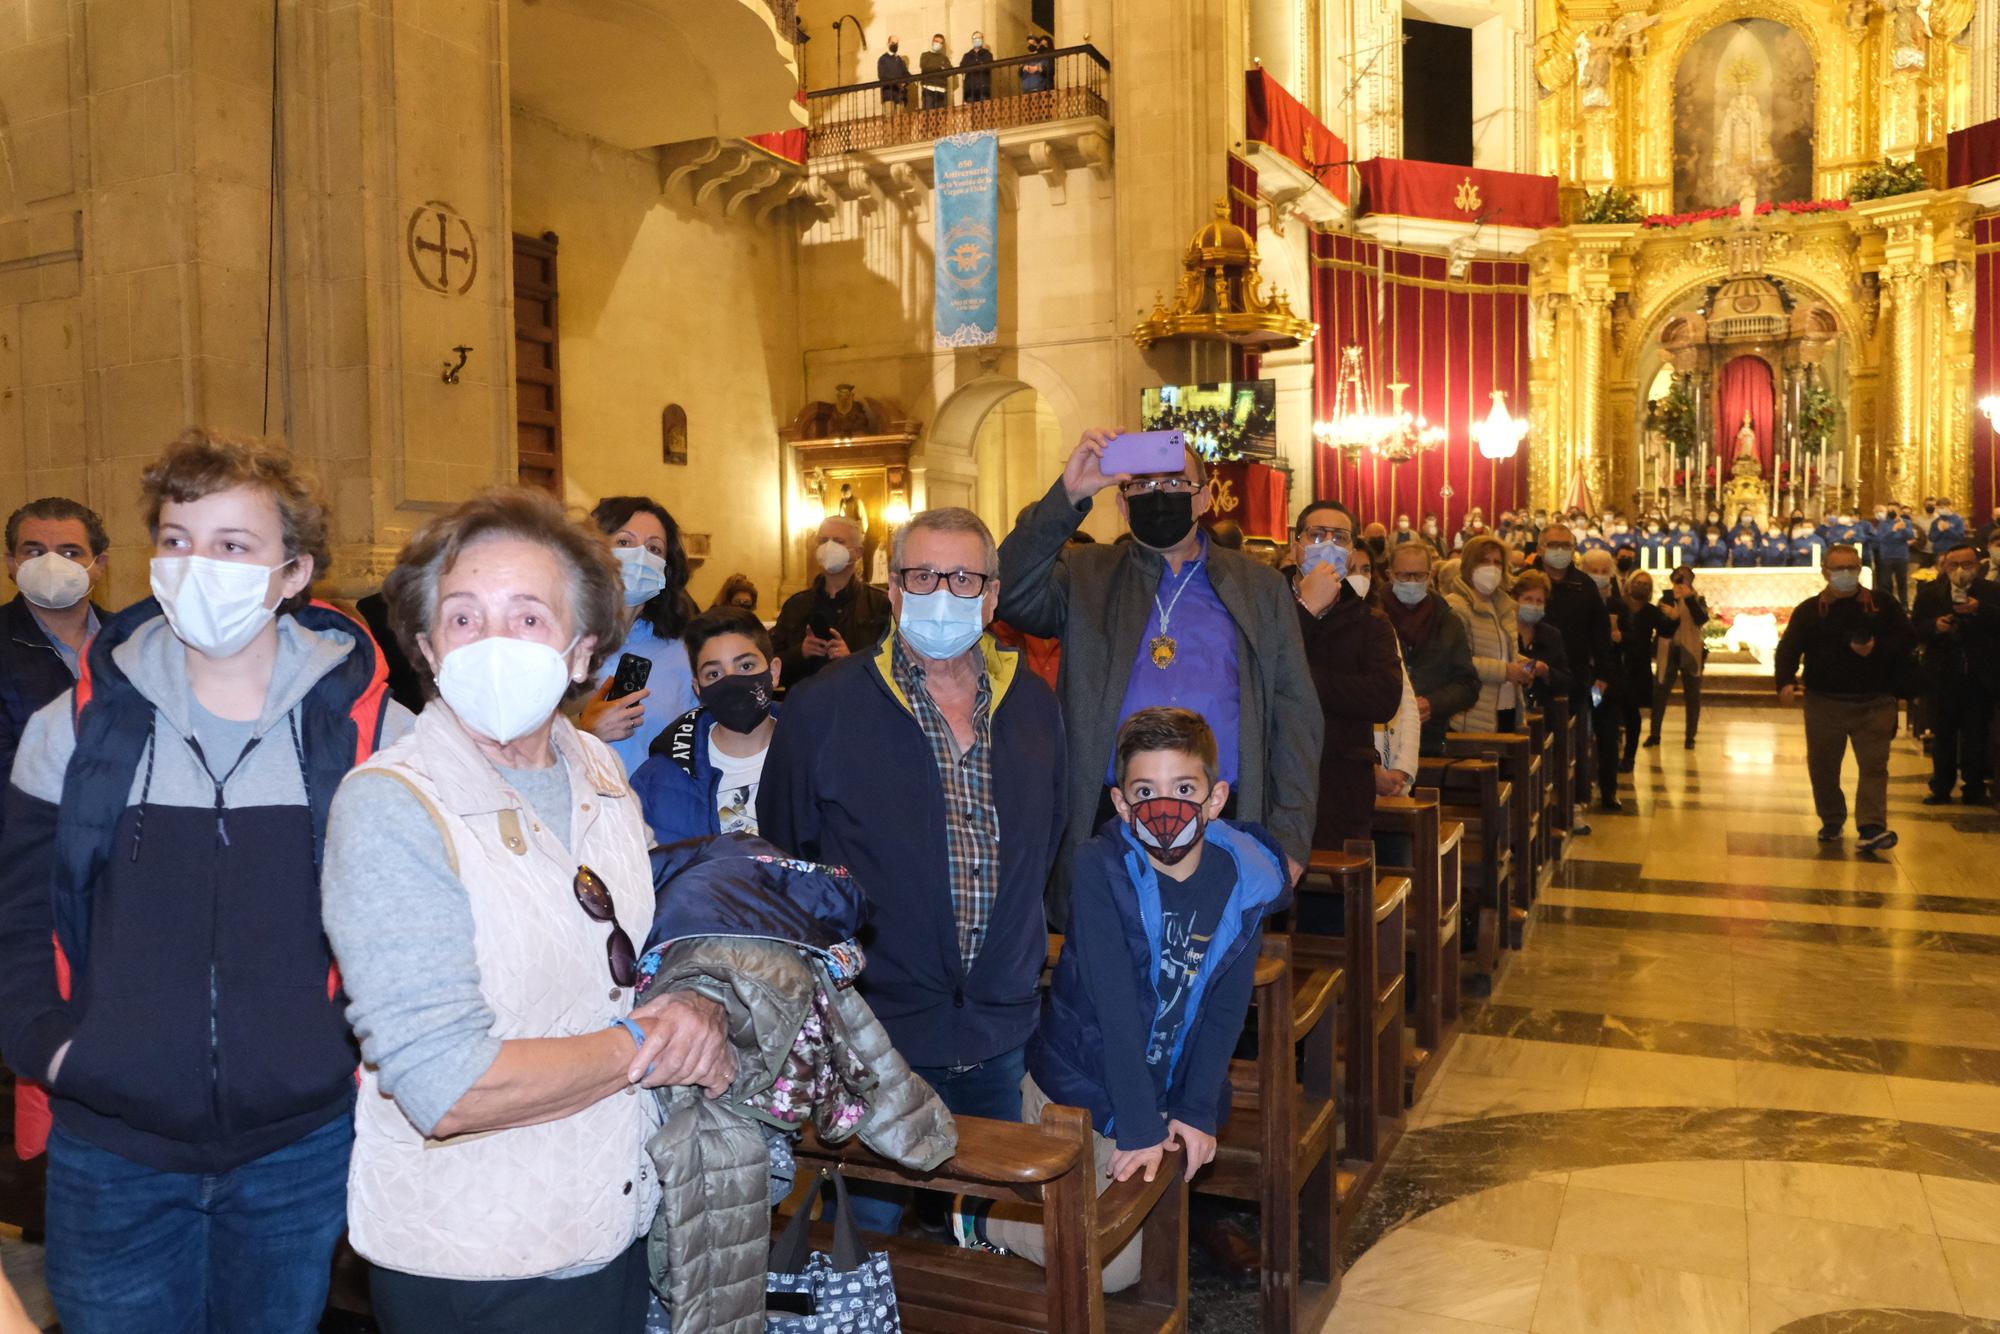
611;652;653;699
1098;430;1188;480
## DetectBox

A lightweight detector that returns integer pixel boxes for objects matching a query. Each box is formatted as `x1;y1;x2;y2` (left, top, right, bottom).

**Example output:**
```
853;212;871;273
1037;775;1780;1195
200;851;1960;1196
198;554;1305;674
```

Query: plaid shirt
892;637;1001;969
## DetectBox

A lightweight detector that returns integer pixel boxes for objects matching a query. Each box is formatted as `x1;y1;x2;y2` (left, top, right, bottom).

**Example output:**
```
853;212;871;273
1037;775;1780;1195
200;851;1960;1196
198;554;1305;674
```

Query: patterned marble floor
1326;704;2000;1333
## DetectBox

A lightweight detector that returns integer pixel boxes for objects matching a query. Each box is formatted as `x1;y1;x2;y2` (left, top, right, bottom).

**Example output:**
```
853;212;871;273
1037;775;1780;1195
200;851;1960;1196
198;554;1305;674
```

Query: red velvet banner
1354;158;1560;230
1244;69;1350;205
1716;355;1774;474
745;91;808;165
1307;230;1531;533
1949;117;2000;187
1976;213;2000;518
1203;461;1290;543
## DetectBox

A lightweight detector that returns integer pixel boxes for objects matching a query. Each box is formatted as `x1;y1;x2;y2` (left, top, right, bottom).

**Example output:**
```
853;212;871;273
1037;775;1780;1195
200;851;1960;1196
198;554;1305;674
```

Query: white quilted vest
344;705;663;1280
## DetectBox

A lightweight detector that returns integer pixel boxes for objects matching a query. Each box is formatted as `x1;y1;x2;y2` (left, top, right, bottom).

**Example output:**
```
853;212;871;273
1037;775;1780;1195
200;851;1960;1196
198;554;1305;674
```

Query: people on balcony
961;32;994;103
878;36;910;109
1021;33;1055;92
919;34;951;110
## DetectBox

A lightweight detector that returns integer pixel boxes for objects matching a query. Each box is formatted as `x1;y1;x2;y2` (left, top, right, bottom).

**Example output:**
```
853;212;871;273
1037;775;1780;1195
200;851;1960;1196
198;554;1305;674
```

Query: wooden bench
1414;756;1513;975
1292;843;1410;1223
1372;788;1460;1105
1545;692;1578;851
792;1105;1187;1334
1200;936;1345;1334
1445;731;1540;937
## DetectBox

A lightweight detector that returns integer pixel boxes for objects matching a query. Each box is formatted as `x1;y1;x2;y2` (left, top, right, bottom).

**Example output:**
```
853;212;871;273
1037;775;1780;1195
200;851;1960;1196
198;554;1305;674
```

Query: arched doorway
971;388;1064;538
919;359;1085;539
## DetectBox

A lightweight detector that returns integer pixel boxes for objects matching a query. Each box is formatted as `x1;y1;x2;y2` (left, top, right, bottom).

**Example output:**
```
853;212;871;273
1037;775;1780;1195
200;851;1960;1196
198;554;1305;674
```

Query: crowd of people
0;424;1990;1333
873;28;1058;108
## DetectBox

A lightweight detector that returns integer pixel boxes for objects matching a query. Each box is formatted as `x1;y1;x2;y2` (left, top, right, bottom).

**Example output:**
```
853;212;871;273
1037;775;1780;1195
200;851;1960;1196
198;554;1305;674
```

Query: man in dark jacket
1538;524;1615;810
996;431;1322;912
759;506;1065;1233
2;499;112;839
770;514;892;688
1913;545;2000;804
876;35;910;107
918;33;952;108
1286;500;1401;849
633;607;781;844
959;31;995;102
1381;541;1478;756
1775;545;1914;850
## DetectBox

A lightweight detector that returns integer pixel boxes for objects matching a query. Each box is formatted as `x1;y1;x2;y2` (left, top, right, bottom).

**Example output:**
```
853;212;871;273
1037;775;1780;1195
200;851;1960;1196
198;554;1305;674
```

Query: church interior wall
508;107;803;606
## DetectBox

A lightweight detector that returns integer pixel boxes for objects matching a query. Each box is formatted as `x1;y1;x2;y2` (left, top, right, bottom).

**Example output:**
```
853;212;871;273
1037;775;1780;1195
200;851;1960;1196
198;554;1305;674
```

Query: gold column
1883;262;1922;506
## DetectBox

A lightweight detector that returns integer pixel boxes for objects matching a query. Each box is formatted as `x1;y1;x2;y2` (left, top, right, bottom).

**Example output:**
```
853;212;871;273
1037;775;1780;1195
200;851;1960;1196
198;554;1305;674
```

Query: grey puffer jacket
640;837;957;1334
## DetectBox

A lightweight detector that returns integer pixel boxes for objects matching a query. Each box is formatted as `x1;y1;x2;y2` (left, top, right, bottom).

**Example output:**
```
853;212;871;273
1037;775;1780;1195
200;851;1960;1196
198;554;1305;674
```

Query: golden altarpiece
1526;0;1978;515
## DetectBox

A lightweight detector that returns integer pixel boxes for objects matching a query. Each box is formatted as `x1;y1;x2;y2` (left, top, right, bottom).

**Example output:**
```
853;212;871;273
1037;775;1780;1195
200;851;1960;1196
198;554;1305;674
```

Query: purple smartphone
1101;429;1187;477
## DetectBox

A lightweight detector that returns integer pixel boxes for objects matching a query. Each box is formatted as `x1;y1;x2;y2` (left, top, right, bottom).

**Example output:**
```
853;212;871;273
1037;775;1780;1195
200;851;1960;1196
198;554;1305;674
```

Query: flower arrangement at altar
1797;380;1838;453
1848;158;1930;201
1640;198;1850;229
1578;186;1646;224
1652;374;1698;458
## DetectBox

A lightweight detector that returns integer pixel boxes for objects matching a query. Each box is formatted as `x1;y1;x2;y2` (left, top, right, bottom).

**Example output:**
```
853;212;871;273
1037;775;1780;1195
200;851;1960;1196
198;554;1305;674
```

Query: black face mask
1127;491;1196;550
1365;535;1388;559
1616;554;1637;574
698;671;773;734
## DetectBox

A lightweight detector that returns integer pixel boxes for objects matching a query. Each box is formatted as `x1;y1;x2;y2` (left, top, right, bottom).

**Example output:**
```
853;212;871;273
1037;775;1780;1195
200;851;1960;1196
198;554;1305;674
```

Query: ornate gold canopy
1132;199;1317;350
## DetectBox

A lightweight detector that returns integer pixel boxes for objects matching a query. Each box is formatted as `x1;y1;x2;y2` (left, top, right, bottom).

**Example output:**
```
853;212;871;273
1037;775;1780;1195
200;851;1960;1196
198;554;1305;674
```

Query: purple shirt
1107;547;1242;785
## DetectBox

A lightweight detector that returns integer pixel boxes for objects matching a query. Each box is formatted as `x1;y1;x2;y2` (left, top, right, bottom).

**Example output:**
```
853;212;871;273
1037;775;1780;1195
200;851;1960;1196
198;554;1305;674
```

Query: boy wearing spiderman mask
950;707;1289;1287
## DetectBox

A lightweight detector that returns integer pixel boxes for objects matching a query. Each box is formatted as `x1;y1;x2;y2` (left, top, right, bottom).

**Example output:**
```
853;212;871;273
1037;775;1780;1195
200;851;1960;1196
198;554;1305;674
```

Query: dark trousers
1572;702;1594;807
369;1237;649;1334
845;1044;1027;1236
1592;694;1621;803
1931;682;1993;798
1878;558;1910;605
1618;689;1643;765
922;87;947;109
43;1115;350;1334
1803;693;1897;833
1650;647;1703;743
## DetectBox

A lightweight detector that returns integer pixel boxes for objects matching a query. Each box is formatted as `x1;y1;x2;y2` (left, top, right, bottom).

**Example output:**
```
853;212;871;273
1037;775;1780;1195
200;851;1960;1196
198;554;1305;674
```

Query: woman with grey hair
321;488;735;1332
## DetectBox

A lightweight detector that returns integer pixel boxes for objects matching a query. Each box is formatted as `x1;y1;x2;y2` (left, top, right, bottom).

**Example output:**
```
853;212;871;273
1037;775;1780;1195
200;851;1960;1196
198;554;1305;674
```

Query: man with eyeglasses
760;506;1065;1234
997;430;1322;918
1535;523;1616;818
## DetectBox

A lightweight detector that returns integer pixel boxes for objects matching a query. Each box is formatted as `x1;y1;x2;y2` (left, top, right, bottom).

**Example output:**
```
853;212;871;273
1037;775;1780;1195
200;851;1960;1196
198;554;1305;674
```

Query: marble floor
1327;704;2000;1334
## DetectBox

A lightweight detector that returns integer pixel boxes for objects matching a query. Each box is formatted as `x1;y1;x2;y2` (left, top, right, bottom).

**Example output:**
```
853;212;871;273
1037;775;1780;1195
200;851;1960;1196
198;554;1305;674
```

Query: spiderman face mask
1128;796;1207;866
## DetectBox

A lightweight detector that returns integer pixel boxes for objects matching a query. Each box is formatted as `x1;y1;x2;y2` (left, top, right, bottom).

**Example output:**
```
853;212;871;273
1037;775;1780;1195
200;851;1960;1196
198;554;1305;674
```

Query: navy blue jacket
645;832;867;958
1029;819;1288;1149
756;635;1066;1069
1874;517;1915;562
632;704;781;847
0;596;86;836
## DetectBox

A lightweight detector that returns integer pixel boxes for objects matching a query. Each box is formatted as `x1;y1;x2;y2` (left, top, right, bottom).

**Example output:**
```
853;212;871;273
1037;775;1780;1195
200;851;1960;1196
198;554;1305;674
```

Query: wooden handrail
1095;1145;1186;1259
1291;967;1341;1044
797;1117;1082;1186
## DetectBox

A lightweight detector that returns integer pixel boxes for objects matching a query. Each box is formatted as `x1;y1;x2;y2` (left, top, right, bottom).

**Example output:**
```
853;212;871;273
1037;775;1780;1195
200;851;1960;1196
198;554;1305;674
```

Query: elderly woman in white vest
321;489;735;1333
1444;534;1531;733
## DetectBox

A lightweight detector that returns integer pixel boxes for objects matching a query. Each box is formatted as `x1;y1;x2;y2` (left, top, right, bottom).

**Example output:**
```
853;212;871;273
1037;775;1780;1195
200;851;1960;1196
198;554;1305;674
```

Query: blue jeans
43;1114;352;1334
845;1045;1026;1236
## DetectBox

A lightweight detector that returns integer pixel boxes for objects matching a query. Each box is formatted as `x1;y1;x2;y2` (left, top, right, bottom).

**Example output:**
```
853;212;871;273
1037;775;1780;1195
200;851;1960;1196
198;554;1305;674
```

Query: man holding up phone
997;429;1322;921
771;515;891;686
1775;546;1914;850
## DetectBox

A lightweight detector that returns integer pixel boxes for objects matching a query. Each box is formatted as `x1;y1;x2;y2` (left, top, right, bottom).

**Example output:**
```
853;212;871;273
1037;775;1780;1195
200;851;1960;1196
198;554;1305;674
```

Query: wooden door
514;231;562;491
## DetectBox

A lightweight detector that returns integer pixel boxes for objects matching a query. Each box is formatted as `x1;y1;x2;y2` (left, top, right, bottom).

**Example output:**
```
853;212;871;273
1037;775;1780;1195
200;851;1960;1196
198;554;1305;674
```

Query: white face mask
1543;548;1574;571
1471;564;1502;596
435;635;579;745
16;552;93;610
1589;571;1612;592
816;539;853;575
150;555;290;658
1345;573;1371;601
613;547;667;607
897;587;986;660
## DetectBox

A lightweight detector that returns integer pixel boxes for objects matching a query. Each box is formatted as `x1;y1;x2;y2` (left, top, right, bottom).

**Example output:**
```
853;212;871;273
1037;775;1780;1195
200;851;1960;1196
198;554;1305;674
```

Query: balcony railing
805;45;1109;157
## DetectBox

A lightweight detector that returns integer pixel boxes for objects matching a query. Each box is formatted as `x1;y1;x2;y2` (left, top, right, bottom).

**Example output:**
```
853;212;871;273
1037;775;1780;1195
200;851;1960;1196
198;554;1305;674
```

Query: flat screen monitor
1139;381;1277;460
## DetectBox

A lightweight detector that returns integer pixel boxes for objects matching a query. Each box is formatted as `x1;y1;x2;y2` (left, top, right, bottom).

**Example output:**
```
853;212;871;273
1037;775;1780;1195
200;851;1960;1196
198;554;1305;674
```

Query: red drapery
1308;231;1530;531
1950;117;2000;187
745;91;808;165
1202;461;1290;542
1977;214;2000;517
1716;355;1774;475
1354;158;1560;229
1244;69;1350;205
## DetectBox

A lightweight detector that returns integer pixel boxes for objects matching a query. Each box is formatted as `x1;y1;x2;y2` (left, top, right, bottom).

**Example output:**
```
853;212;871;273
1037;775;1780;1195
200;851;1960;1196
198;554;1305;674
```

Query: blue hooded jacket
1028;818;1289;1150
631;704;780;847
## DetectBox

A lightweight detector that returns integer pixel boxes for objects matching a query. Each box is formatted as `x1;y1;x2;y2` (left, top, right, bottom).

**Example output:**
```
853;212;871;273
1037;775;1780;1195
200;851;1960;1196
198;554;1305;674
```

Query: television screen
1139;381;1278;461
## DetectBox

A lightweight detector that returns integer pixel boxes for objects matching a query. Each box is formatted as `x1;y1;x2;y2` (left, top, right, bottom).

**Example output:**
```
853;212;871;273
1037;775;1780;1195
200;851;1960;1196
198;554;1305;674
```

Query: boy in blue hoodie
951;706;1289;1289
630;606;780;844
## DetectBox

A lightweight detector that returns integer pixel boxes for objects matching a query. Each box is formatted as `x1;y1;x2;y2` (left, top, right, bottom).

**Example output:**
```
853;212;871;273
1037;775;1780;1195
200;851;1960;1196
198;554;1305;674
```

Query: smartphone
611;652;653;699
1589;683;1604;709
1101;429;1188;478
808;610;835;640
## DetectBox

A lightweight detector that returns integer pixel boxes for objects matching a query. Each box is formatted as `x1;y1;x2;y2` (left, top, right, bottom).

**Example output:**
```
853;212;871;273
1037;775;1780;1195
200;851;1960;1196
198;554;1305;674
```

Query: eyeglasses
574;864;637;988
893;567;992;598
1119;477;1200;497
1299;526;1354;547
1389;571;1431;585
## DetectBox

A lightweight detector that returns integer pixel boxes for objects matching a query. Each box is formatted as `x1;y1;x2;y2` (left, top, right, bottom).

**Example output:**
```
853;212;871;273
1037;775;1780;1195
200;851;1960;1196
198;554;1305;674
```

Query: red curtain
1715;355;1774;474
1202;461;1289;542
1977;213;2000;520
1307;231;1530;532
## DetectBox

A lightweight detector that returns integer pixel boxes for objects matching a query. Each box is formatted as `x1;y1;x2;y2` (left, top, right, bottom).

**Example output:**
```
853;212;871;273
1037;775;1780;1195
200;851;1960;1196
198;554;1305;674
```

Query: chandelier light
1312;345;1384;457
1473;389;1529;460
1370;382;1445;464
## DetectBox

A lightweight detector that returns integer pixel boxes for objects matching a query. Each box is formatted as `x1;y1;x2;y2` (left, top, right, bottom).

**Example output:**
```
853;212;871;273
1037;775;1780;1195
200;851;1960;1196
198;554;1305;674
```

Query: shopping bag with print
765;1168;901;1333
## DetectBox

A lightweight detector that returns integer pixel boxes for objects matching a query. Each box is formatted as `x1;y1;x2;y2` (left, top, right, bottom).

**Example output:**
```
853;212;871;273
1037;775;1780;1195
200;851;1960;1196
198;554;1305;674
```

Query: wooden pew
1445;731;1540;934
792;1106;1187;1334
1200;936;1345;1334
1292;842;1410;1223
1545;692;1577;851
1414;756;1513;975
1372;788;1460;1105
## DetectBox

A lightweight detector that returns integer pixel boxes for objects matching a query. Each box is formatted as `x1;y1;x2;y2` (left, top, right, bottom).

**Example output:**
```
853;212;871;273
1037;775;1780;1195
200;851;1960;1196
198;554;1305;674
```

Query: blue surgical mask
1300;541;1348;579
614;547;667;607
1517;603;1545;626
1391;580;1428;607
1827;569;1861;595
898;587;986;660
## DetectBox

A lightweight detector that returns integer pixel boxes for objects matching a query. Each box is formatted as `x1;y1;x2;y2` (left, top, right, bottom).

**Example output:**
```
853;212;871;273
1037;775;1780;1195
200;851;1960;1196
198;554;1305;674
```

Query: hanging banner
934;132;999;348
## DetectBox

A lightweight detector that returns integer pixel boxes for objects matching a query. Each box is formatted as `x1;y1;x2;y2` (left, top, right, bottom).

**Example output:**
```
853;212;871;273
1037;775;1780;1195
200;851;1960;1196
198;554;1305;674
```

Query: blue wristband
611;1018;645;1050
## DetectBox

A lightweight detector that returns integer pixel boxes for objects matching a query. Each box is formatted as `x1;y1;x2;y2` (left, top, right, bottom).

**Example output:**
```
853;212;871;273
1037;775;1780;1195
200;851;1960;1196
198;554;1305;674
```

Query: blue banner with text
933;132;999;348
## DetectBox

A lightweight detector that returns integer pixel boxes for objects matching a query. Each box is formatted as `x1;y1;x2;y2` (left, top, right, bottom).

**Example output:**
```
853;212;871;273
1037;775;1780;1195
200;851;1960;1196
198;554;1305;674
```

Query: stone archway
914;351;1086;529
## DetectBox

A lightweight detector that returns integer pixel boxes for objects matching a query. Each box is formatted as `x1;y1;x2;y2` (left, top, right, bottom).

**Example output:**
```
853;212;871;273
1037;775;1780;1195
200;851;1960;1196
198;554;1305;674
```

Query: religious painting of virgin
1672;19;1815;212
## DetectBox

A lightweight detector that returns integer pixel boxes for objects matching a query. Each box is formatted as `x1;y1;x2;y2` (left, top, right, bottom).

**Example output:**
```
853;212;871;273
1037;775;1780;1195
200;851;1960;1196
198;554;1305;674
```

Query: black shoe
1817;825;1843;842
1598;797;1624;814
1641;736;1661;749
1857;827;1899;853
1966;788;1988;804
1618;759;1635;774
1923;792;1953;806
1684;738;1697;750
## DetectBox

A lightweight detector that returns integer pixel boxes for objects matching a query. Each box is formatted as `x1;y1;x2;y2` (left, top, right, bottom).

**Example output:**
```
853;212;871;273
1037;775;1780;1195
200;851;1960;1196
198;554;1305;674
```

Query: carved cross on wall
406;201;480;295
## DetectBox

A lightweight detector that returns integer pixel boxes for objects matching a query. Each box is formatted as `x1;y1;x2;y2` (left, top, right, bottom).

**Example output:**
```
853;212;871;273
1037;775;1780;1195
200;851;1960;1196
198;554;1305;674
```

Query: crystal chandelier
1311;345;1382;457
1473;389;1529;460
1370;382;1445;464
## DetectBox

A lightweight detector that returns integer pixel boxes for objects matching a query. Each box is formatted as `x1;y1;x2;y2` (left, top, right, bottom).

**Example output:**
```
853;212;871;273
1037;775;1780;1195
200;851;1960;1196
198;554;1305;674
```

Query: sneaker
948;1193;1007;1254
1857;827;1899;852
1817;825;1844;842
